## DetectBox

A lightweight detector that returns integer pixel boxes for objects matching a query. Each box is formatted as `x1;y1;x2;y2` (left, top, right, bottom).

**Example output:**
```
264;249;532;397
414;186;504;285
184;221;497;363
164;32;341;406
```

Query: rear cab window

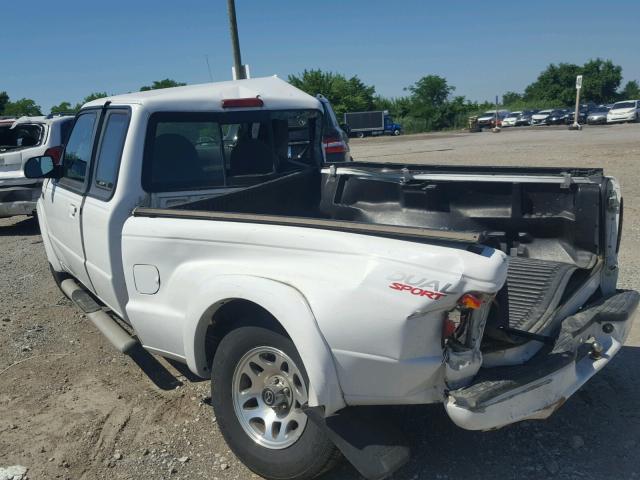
142;109;321;193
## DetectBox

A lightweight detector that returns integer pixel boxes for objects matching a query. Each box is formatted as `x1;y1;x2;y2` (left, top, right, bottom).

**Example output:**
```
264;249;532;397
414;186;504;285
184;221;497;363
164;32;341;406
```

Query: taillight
459;293;483;310
442;316;459;338
221;97;264;108
322;136;347;154
442;293;487;343
45;146;63;165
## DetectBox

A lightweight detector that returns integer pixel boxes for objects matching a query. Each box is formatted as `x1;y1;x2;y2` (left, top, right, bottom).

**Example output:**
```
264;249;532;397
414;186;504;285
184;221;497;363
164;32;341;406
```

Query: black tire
356;131;365;139
393;129;401;136
211;326;340;480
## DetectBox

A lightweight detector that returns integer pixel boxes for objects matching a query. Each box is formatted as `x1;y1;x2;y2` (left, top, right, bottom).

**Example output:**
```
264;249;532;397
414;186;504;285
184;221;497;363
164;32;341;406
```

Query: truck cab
383;114;402;135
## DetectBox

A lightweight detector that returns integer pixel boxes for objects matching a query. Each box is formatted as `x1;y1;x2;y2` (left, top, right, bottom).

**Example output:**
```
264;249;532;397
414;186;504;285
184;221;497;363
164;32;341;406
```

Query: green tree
524;62;581;106
288;69;376;117
524;59;622;106
0;91;8;115
581;58;622;104
405;75;455;131
373;95;412;118
82;92;109;103
3;98;42;117
140;79;186;91
74;92;109;110
502;91;523;105
50;101;76;115
620;80;640;100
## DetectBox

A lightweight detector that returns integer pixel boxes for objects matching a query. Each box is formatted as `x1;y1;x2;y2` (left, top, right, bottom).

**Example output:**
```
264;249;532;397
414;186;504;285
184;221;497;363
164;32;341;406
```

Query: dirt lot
1;123;639;480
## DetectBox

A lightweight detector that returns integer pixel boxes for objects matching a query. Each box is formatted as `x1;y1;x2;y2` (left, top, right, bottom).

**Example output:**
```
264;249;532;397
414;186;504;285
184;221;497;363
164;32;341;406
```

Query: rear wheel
211;326;339;480
393;129;401;136
356;131;365;139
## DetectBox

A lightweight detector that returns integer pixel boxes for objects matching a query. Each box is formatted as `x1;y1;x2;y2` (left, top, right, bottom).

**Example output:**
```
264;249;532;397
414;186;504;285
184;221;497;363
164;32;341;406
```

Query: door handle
68;204;78;218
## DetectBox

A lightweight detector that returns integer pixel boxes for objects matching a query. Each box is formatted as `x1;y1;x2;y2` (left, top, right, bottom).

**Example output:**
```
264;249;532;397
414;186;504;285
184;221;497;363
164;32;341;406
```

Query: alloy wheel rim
232;346;308;449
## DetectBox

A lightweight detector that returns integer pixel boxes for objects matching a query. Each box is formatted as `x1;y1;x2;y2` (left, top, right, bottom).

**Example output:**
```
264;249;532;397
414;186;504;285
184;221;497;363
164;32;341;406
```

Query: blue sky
2;0;639;113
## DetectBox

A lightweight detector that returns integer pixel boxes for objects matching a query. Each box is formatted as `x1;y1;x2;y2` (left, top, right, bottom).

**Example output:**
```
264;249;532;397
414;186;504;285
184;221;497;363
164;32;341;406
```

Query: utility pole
492;95;501;133
570;75;583;130
205;55;213;82
226;0;246;79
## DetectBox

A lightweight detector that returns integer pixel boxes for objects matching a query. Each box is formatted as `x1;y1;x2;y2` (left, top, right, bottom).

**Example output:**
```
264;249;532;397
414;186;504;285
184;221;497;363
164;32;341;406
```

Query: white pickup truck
24;76;638;480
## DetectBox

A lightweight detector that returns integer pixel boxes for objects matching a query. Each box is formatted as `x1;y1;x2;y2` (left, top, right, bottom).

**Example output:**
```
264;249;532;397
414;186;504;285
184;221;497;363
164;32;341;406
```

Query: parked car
586;106;610;125
316;94;351;162
477;110;509;129
501;111;521;127
531;109;553;125
515;110;537;126
0;114;74;218
545;109;570;125
566;108;589;125
24;77;637;480
607;100;640;124
344;110;402;138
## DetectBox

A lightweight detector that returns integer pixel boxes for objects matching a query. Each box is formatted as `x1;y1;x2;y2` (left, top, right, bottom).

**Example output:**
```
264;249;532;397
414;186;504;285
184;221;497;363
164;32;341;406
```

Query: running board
304;406;410;480
60;279;138;354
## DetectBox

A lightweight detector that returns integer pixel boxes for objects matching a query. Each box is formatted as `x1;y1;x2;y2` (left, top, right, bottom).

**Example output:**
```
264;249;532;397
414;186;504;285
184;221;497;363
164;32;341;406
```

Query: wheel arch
183;275;346;415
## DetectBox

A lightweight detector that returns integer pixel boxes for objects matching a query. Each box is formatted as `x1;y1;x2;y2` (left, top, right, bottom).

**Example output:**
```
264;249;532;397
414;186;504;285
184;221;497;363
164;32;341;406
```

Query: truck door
81;109;132;318
41;110;100;292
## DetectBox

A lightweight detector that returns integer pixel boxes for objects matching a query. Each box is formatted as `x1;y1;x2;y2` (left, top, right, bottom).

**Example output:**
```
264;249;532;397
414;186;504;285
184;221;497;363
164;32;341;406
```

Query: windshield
481;111;496;117
0;123;44;152
612;101;636;109
590;107;608;113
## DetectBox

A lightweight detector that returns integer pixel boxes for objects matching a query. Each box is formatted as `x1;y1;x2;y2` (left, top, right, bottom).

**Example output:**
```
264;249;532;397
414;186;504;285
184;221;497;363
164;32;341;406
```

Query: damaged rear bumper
0;184;41;218
445;290;639;431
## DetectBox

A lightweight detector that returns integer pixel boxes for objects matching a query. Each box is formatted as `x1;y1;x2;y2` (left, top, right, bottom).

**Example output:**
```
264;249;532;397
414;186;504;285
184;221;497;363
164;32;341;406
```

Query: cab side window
93;112;130;198
60;112;98;186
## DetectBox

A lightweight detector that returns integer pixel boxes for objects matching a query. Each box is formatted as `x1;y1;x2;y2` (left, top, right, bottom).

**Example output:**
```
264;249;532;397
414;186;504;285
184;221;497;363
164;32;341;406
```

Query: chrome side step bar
60;279;138;354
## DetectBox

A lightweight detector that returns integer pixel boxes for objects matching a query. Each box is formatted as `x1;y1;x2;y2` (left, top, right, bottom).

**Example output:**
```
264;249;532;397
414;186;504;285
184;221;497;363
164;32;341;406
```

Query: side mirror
23;156;58;179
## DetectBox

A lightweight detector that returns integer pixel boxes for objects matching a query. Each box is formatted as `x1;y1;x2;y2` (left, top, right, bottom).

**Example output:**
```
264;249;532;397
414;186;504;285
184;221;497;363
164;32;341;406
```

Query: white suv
607;99;640;124
0;114;74;217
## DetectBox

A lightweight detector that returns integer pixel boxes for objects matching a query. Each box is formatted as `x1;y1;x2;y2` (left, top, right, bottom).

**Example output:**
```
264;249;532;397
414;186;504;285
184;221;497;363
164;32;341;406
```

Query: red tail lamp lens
323;136;347;154
443;317;458;338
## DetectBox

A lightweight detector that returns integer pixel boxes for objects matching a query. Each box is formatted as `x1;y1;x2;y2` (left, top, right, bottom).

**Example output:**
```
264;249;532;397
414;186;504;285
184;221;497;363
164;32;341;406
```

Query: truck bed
138;164;604;266
134;163;607;341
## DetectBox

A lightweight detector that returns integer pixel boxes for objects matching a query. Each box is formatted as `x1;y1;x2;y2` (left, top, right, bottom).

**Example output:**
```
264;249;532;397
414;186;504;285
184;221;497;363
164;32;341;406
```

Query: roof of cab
82;76;322;112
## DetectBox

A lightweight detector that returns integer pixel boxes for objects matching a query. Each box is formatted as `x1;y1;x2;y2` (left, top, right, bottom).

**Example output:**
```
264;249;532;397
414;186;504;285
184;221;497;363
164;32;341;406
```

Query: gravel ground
1;123;639;480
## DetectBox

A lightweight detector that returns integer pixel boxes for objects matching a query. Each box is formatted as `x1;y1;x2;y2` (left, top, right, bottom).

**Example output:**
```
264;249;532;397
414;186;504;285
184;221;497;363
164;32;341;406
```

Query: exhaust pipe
60;279;138;354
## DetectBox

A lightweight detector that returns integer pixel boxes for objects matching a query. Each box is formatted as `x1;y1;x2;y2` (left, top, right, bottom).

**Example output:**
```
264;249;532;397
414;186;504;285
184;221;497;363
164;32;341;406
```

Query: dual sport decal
387;272;457;300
